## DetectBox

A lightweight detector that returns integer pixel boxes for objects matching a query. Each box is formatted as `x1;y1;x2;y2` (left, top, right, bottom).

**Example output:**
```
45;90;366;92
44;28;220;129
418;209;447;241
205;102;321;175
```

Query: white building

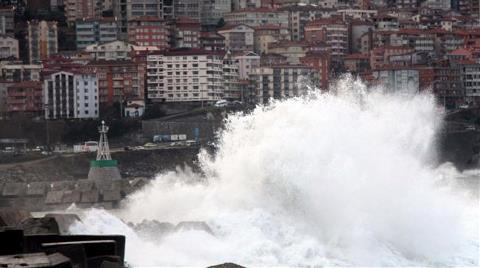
217;24;255;52
250;64;319;104
372;67;419;94
234;51;260;79
147;49;237;103
85;40;134;61
44;71;99;119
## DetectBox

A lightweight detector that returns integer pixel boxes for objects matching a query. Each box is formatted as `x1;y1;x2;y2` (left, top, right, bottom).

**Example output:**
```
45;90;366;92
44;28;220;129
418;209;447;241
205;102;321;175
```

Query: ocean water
70;77;480;267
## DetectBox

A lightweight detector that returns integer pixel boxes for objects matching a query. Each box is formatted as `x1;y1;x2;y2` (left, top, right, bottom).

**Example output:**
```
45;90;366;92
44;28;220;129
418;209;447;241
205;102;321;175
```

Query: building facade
43;71;99;119
146;49;228;102
28;20;58;63
127;16;169;49
6;81;43;117
250;64;319;103
0;35;18;59
76;18;118;50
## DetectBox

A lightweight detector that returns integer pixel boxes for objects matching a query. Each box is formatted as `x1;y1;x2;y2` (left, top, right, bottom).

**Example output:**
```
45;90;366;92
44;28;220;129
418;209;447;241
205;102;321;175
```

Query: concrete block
45;191;64;205
2;182;27;197
26;182;47;196
62;190;81;204
51;181;76;191
76;180;94;192
101;190;121;202
80;190;99;203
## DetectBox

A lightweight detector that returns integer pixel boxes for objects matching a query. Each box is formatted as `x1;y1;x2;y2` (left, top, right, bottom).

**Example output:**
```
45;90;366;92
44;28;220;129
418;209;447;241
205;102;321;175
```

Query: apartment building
146;49;230;103
461;63;480;104
304;18;349;58
278;4;336;41
250;64;319;104
175;0;231;25
127;16;169;49
372;67;420;94
0;62;42;82
28;20;58;63
174;17;201;49
0;35;18;59
201;0;232;25
218;24;255;52
253;24;290;54
43;71;99;119
0;6;14;35
234;51;260;79
268;40;309;64
87;59;145;105
6;81;43;117
224;8;289;28
76;18;118;50
113;0;173;40
85;40;134;61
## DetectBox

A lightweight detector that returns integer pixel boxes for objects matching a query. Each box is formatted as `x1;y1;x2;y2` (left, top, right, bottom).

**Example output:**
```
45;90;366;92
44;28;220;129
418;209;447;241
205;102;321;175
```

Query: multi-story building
128;0;173;19
6;81;43;117
28;20;58;64
113;0;173;40
127;16;169;49
268;40;309;64
85;40;134;61
87;59;145;105
300;51;330;89
253;24;290;54
233;0;274;9
304;18;349;58
76;17;118;50
174;17;201;48
43;71;99;119
372;67;420;94
200;31;226;51
175;0;231;25
0;62;42;82
461;63;480;104
202;0;232;25
0;35;18;59
250;64;319;104
223;51;241;100
432;66;465;109
224;8;289;28
370;46;414;69
0;6;14;35
234;51;260;79
146;49;228;103
65;0;93;26
218;24;254;52
278;4;336;41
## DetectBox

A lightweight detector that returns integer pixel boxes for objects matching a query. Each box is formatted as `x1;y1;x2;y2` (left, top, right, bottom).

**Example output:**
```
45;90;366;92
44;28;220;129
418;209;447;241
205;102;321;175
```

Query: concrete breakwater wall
0;148;201;211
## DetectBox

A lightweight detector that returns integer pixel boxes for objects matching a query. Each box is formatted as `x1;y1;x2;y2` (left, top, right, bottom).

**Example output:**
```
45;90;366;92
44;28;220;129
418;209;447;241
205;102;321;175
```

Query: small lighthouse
88;121;121;187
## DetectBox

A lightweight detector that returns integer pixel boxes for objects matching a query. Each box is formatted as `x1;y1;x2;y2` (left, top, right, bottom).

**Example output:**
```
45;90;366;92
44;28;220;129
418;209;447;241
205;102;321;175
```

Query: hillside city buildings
1;0;480;120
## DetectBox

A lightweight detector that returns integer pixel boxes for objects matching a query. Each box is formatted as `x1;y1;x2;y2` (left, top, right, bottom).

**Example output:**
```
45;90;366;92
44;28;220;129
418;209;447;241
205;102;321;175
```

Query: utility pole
44;103;50;151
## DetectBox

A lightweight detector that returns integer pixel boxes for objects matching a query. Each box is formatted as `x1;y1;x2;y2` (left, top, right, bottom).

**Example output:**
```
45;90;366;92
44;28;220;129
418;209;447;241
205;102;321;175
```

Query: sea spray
70;77;479;267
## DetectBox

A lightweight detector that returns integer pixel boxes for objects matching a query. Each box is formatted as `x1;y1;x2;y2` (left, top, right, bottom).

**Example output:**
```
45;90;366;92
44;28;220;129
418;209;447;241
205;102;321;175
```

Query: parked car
214;99;228;107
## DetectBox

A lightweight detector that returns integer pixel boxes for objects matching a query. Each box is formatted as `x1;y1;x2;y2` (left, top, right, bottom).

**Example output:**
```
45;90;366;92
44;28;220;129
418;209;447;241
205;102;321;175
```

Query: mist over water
70;77;479;267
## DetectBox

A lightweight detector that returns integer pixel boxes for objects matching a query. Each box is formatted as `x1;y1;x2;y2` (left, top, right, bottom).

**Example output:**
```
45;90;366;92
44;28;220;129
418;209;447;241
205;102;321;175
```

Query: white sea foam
70;77;479;267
